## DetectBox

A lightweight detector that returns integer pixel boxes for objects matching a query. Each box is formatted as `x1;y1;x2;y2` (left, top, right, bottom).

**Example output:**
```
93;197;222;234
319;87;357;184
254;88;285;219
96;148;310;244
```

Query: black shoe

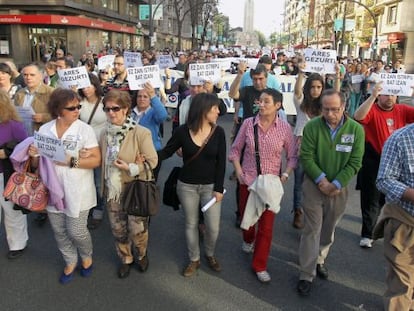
316;264;329;279
137;255;148;272
35;213;48;226
297;280;312;296
7;247;26;259
118;264;131;279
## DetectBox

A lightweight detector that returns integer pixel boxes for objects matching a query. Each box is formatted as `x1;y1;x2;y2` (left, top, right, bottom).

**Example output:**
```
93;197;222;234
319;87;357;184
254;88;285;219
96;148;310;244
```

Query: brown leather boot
293;209;304;229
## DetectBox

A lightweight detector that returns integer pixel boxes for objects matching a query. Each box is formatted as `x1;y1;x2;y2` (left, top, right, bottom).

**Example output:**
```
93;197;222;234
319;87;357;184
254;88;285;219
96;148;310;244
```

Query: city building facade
283;0;414;71
0;0;194;66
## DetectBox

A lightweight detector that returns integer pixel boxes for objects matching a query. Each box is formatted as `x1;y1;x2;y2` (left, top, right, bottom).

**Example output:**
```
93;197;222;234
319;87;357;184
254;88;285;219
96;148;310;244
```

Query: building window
388;5;397;24
101;0;118;11
126;2;137;17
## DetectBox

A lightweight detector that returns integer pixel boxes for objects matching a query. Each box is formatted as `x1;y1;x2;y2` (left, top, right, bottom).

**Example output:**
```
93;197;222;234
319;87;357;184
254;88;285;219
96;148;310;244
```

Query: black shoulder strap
253;123;261;175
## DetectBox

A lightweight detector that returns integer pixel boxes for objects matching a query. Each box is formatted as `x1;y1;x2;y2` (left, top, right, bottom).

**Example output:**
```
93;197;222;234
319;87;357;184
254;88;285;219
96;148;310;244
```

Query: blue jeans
293;162;305;211
176;181;222;261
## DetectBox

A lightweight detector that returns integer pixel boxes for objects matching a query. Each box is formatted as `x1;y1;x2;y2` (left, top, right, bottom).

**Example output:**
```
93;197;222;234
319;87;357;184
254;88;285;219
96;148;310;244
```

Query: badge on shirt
62;135;80;151
341;134;354;144
336;144;352;153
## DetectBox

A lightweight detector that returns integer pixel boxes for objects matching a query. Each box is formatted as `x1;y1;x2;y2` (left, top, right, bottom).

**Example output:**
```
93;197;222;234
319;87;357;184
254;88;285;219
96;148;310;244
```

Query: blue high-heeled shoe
59;270;75;284
80;264;93;277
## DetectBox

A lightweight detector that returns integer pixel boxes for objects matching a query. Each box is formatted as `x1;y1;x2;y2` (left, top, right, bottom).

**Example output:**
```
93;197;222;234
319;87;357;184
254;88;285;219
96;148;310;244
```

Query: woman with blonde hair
0;89;28;259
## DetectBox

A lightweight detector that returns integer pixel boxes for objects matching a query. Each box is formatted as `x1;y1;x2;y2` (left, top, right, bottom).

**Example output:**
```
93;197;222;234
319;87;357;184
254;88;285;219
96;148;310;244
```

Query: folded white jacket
240;174;284;230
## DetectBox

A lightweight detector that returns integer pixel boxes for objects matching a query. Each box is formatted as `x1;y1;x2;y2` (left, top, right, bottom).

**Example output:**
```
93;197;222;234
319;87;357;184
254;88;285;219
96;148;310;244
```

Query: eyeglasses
322;107;342;113
100;71;109;74
63;105;82;111
113;62;124;66
103;106;122;113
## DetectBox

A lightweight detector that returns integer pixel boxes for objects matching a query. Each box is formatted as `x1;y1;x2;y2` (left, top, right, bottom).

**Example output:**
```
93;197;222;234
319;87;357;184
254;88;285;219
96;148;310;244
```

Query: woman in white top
29;88;101;284
79;74;107;229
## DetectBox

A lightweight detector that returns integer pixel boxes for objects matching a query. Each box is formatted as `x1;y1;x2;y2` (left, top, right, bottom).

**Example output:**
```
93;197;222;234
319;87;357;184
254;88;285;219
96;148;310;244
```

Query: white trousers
0;173;28;251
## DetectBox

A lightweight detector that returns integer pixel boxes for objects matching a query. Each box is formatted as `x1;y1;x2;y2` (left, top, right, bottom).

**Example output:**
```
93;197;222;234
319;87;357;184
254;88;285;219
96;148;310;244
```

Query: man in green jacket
297;89;365;296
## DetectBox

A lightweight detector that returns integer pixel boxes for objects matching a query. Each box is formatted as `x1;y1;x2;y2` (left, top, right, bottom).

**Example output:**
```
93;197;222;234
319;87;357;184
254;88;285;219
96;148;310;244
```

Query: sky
217;0;285;38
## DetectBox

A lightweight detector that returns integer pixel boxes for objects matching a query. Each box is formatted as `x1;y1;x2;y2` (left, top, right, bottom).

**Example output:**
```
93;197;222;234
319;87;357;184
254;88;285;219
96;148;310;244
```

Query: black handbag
122;161;160;217
162;166;181;211
162;125;217;211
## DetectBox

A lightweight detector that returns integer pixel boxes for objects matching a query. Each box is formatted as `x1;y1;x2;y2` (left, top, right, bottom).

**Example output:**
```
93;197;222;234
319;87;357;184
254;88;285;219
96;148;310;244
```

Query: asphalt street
0;114;386;311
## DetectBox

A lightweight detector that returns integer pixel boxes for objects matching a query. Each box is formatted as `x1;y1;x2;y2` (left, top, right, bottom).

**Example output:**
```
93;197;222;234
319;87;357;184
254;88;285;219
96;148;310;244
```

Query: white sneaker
256;271;271;283
359;237;373;248
242;241;254;253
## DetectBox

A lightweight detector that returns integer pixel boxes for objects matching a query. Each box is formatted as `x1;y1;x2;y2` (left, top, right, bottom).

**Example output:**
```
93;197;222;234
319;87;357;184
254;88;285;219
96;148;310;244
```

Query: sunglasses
63;105;82;111
103;106;122;113
100;71;109;74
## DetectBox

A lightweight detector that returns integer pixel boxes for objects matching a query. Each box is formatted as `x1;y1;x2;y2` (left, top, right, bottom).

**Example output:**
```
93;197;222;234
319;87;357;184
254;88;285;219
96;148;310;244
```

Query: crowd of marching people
1;45;414;310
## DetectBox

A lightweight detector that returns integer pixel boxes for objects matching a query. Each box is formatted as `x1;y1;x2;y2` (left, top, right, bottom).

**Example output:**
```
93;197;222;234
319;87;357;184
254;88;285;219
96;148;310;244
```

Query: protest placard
124;51;142;68
57;66;91;89
157;54;175;69
34;132;66;162
97;54;115;70
351;74;364;84
379;73;414;96
304;48;337;74
161;69;184;109
16;106;34;136
189;62;221;85
127;65;162;90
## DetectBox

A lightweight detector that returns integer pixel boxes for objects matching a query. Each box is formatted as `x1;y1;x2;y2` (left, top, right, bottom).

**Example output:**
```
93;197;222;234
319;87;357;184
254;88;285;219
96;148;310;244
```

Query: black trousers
357;144;385;239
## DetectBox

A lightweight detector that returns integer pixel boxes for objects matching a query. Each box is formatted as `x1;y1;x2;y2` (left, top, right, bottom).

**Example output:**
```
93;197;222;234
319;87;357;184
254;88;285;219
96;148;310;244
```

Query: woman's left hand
213;191;224;203
113;158;129;171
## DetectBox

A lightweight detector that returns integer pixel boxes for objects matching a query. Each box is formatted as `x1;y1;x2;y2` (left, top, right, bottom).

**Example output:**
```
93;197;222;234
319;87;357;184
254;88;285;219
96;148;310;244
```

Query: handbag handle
86;96;102;125
140;160;155;181
185;125;217;166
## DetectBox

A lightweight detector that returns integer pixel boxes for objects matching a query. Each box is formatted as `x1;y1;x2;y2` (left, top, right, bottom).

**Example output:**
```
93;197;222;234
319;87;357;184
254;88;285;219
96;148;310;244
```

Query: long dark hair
187;93;220;132
300;73;324;118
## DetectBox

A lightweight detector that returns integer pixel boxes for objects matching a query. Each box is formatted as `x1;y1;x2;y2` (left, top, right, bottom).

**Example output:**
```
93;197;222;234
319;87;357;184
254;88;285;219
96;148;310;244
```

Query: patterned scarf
105;116;136;203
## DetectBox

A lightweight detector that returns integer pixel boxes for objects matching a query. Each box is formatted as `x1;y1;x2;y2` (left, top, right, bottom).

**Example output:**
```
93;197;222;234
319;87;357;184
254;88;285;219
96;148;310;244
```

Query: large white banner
162;69;297;115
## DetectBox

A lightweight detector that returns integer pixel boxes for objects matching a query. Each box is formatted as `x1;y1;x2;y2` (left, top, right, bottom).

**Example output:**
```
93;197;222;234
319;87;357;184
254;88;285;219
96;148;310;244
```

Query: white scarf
105;116;136;203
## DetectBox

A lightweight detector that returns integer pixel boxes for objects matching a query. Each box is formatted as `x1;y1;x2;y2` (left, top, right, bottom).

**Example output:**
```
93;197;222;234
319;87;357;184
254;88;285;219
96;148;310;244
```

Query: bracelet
282;172;289;179
70;157;80;168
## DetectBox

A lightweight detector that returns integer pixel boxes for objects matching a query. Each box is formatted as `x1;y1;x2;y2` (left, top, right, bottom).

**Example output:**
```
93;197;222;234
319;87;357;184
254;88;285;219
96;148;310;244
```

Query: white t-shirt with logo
39;119;98;217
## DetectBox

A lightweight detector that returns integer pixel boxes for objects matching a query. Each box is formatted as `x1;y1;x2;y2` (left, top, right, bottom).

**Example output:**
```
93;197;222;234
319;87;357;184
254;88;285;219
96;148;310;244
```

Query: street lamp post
335;0;378;59
149;0;154;47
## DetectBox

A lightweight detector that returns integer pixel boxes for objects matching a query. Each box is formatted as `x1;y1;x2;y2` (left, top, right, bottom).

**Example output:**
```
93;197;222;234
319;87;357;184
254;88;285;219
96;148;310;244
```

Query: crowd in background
0;44;414;310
